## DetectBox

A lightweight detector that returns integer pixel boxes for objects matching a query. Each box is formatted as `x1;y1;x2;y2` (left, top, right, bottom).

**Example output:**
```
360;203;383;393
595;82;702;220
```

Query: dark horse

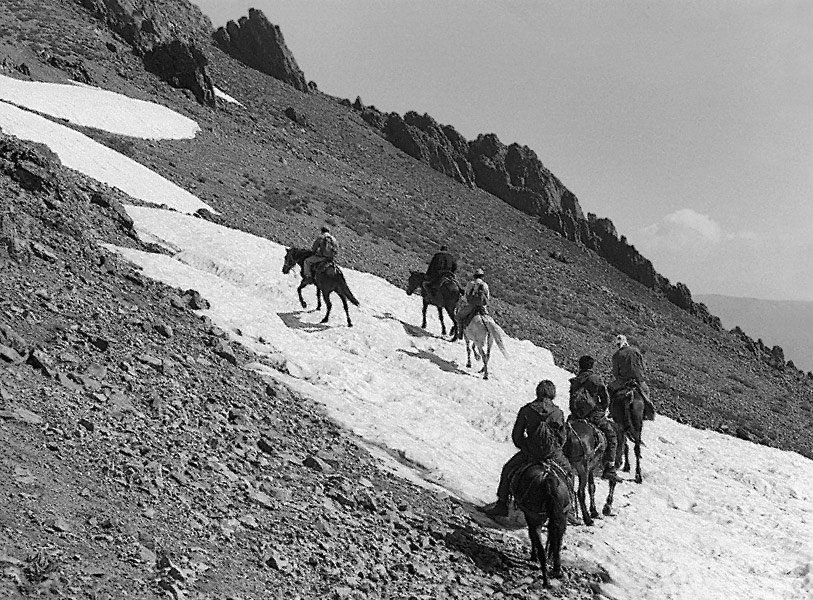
509;463;570;587
282;247;359;327
610;386;646;484
563;421;617;525
405;271;461;338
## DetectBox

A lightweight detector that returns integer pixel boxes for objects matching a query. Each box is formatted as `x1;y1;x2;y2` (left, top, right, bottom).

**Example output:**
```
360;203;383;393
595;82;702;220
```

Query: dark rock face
143;40;215;107
213;8;308;93
348;98;721;328
75;0;216;105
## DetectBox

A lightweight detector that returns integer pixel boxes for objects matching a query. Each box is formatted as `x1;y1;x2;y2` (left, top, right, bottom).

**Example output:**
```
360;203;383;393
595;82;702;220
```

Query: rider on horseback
608;334;656;429
482;380;571;518
423;245;458;297
455;268;489;340
569;355;622;483
303;226;338;280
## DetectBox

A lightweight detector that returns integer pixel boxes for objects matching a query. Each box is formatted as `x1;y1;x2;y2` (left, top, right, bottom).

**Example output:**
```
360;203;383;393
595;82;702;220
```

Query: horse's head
282;248;297;274
406;271;424;296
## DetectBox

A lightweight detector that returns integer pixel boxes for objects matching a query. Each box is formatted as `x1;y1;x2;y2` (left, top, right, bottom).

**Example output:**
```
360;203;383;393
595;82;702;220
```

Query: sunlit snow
0;74;199;139
0;101;213;215
213;86;243;106
4;77;812;600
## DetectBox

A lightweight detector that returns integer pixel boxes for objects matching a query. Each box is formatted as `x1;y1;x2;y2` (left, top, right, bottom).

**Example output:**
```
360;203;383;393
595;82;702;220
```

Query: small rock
51;516;72;532
257;437;275;456
0;344;23;363
78;418;95;433
89;336;111;352
303;455;332;473
27;349;56;377
30;242;58;263
213;340;237;365
264;550;291;571
248;488;275;509
154;322;174;338
0;406;44;425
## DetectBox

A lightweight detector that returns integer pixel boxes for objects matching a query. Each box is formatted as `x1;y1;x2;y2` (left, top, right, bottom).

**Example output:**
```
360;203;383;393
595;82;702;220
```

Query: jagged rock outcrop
75;0;215;105
76;0;212;53
348;99;723;328
383;112;475;187
213;8;308;93
143;40;215;107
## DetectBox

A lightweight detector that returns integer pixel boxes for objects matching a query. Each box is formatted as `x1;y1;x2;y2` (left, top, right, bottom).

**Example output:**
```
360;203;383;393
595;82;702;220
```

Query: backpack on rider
569;385;597;420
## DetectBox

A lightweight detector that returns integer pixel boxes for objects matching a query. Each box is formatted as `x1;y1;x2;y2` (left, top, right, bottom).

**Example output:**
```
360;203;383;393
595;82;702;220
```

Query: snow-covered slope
0;100;212;215
1;78;811;600
0;74;199;139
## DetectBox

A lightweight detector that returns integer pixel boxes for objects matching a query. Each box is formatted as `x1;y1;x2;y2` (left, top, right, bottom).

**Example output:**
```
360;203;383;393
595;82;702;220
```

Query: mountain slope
697;294;813;373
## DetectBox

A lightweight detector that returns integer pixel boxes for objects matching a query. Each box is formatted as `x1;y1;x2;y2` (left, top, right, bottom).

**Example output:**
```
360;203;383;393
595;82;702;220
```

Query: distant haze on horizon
196;1;813;301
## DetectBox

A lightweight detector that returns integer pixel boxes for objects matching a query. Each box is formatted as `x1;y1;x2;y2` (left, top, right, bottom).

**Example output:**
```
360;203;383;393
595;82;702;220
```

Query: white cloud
641;208;723;246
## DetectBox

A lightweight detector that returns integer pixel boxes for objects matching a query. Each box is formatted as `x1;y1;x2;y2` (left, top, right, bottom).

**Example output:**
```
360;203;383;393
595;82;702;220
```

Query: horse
281;247;359;327
610;385;646;484
509;462;570;587
458;306;508;380
563;420;617;524
405;271;461;338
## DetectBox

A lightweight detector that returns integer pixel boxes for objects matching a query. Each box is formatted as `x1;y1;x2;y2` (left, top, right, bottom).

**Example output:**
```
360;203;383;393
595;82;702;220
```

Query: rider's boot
602;463;623;483
480;499;509;518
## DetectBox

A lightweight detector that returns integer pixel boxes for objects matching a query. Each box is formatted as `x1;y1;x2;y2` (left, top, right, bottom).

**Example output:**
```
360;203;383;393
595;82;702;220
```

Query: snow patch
108;206;813;600
213;86;242;106
0;101;213;215
0;74;199;139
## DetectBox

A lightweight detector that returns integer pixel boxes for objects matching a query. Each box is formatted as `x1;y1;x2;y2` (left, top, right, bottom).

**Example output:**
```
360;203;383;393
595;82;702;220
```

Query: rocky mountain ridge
347;100;720;329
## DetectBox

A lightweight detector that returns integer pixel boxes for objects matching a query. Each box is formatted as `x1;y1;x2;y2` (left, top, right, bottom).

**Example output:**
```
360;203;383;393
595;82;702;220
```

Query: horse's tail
339;274;360;306
484;318;509;359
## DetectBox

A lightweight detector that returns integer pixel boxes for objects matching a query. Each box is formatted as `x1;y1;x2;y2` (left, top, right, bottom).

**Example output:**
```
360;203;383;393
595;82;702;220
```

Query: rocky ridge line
213;8;310;93
75;0;216;105
346;99;720;327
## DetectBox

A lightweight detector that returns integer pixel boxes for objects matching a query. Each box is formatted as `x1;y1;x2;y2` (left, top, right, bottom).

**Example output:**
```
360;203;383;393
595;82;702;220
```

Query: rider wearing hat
423;245;458;296
481;380;570;518
303;226;338;280
455;267;489;339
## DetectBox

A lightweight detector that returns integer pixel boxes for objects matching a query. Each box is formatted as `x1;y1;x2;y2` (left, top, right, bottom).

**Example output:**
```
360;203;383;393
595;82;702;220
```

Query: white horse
459;307;509;379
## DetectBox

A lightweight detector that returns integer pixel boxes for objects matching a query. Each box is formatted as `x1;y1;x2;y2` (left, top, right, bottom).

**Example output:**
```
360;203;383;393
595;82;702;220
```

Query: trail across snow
3;78;812;600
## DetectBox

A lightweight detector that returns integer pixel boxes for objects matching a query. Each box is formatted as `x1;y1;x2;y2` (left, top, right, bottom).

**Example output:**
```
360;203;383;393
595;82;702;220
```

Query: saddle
510;461;572;516
565;419;606;466
313;260;339;278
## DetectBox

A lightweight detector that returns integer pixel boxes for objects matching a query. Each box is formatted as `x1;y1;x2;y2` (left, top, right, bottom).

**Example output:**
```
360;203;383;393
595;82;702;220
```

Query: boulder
213;9;308;92
143;39;215;107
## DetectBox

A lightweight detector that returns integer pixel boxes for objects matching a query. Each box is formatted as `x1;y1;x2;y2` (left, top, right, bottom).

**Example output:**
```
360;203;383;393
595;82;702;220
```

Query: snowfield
0;74;200;139
2;79;812;600
0;100;213;215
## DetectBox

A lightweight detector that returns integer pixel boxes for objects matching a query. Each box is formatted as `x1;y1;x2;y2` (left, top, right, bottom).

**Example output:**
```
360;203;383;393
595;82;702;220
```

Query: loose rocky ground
0;134;602;598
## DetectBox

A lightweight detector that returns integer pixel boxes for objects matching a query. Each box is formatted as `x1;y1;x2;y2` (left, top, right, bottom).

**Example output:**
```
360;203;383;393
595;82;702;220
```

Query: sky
195;1;813;301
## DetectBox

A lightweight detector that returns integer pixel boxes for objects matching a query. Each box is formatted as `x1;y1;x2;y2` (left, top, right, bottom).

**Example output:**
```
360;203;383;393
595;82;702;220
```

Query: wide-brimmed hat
474;268;485;277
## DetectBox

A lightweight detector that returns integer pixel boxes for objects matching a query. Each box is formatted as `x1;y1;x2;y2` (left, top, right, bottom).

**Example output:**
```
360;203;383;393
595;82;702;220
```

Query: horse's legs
465;337;472;368
445;306;458;339
588;472;599;519
634;436;642;484
436;306;446;336
526;518;549;587
548;515;566;579
421;300;428;329
623;438;631;472
320;291;333;324
602;480;617;516
339;293;352;327
316;286;322;311
576;467;592;526
482;336;492;380
296;281;309;309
